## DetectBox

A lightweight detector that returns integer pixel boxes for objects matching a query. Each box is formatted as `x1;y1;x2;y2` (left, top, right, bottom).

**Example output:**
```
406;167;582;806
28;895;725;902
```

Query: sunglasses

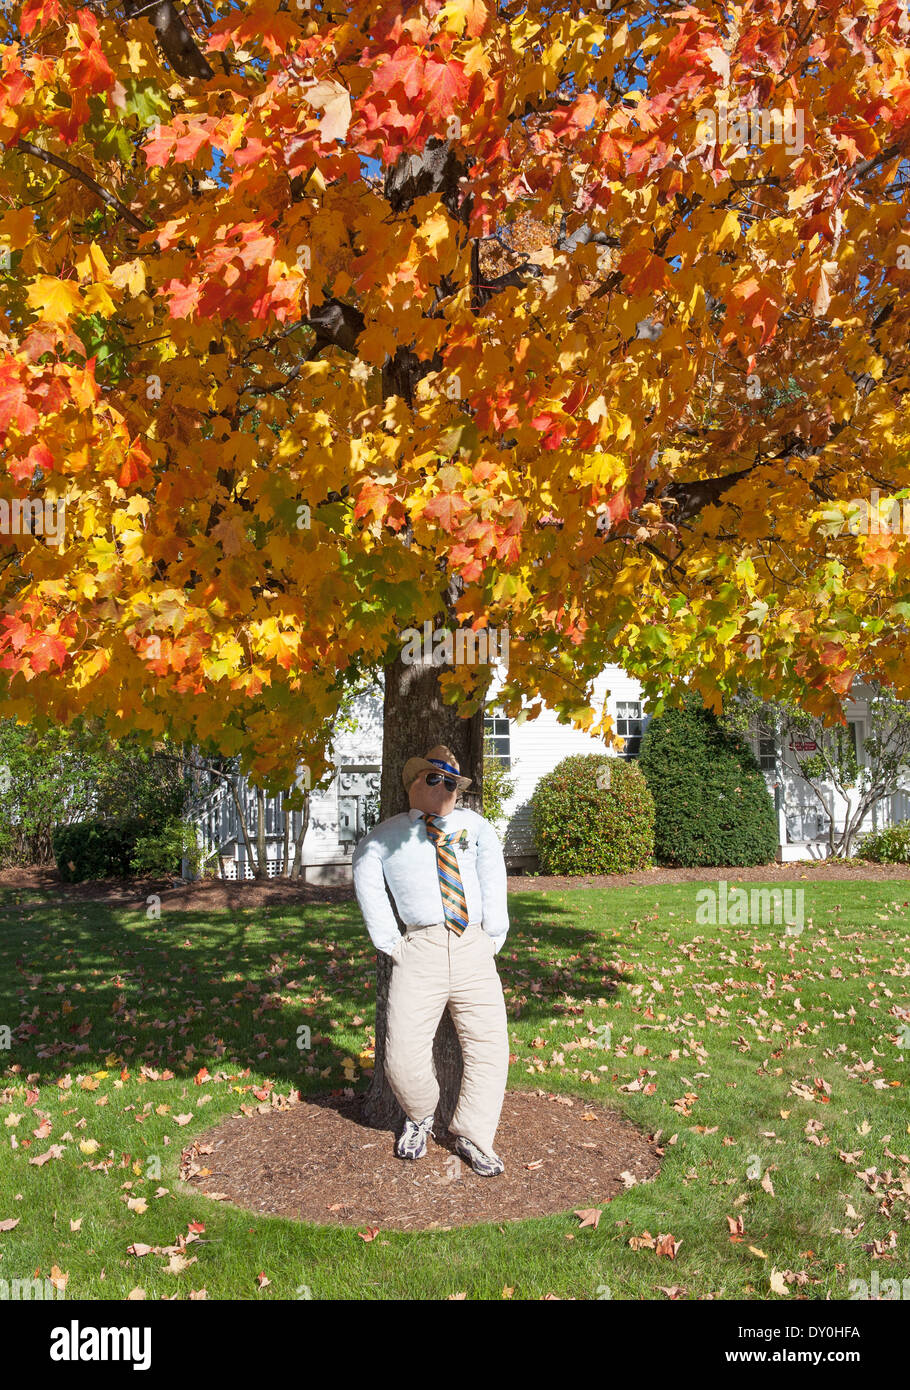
424;771;459;790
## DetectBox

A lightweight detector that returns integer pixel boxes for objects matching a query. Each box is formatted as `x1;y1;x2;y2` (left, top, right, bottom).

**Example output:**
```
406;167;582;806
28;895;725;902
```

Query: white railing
183;771;309;879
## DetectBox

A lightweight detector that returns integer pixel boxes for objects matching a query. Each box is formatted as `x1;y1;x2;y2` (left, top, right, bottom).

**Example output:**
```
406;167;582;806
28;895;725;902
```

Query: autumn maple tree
1;0;910;795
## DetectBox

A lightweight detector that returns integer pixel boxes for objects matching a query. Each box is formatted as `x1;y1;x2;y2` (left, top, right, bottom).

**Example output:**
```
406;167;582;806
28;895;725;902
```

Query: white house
192;665;910;880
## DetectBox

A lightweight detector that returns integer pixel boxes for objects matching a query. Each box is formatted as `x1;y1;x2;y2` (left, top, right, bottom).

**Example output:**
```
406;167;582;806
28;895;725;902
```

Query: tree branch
120;0;215;81
13;139;154;236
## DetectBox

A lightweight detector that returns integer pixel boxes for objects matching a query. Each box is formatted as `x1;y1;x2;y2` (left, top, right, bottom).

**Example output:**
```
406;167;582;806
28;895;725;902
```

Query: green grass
0;879;908;1300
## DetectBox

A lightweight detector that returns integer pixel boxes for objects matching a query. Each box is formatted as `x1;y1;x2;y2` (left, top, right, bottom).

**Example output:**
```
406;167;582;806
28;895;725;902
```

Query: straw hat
402;743;472;791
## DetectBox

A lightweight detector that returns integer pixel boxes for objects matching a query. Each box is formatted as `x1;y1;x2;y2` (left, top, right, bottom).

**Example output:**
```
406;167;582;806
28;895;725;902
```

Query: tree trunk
281;792;291;876
290;791;310;880
228;775;258;879
361;139;483;1134
362;639;484;1134
255;785;267;879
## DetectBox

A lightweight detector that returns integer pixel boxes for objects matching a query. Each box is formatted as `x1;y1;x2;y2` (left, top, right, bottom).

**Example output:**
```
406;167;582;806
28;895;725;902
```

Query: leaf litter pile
179;1088;661;1230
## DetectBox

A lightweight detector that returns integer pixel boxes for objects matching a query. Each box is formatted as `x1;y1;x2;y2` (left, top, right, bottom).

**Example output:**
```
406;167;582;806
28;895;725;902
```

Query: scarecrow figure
352;744;510;1176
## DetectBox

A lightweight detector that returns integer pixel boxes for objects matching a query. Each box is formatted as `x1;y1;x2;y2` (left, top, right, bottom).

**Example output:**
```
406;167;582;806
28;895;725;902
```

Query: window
616;700;643;758
484;710;511;768
758;732;777;773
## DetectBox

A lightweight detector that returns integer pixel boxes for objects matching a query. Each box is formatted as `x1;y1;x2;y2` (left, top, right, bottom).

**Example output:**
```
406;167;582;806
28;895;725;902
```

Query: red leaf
0;364;38;435
20;0;61;36
423;59;469;119
423;492;469;530
69;43;115;94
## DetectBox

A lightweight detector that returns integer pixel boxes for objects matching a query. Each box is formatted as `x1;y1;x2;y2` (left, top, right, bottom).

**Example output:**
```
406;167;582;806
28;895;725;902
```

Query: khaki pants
386;919;509;1156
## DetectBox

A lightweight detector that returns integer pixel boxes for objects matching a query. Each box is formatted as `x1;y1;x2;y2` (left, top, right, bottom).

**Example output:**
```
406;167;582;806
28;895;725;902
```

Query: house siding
199;669;909;878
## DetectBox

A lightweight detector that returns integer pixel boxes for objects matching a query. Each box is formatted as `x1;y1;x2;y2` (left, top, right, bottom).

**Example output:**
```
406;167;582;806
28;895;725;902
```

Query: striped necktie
423;814;469;934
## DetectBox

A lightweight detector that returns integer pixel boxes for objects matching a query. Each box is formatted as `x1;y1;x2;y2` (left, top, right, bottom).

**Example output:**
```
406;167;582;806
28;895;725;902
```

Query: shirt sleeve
475;814;509;951
352;832;403;958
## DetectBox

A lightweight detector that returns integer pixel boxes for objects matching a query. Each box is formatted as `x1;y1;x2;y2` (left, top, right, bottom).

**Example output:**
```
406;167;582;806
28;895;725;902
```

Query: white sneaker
396;1114;435;1160
454;1134;505;1176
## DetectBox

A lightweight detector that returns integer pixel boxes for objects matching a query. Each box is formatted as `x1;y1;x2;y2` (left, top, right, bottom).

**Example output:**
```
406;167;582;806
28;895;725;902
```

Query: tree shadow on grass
0;890;633;1135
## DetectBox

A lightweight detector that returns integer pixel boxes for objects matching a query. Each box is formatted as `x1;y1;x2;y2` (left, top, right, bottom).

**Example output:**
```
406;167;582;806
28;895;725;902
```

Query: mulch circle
178;1089;663;1231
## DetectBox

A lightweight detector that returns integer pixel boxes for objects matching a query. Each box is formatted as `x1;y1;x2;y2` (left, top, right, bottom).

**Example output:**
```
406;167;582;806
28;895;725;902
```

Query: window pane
484;713;510;768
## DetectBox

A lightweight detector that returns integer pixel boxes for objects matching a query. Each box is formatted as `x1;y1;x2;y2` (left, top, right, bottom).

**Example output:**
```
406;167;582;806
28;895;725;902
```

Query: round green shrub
638;693;778;866
52;817;147;882
129;817;206;877
857;821;910;864
530;754;655;874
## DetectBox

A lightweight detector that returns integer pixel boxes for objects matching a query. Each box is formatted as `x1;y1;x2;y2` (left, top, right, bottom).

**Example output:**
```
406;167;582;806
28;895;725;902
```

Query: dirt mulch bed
509;862;910;891
0;866;354;909
178;1089;662;1231
3;860;910;911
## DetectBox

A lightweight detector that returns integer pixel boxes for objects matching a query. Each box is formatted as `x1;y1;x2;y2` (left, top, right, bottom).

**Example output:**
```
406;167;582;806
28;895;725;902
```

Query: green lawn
1;880;908;1300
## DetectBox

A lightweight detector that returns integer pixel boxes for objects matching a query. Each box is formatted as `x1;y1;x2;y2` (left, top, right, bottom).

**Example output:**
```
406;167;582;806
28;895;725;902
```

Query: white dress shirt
352;806;509;959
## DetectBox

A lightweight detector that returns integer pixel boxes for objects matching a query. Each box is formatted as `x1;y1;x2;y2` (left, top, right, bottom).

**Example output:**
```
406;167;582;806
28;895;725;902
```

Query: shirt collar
409;807;456;828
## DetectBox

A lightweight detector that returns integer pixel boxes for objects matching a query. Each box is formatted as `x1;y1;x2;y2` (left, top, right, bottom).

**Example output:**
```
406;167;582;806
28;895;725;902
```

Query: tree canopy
2;0;909;787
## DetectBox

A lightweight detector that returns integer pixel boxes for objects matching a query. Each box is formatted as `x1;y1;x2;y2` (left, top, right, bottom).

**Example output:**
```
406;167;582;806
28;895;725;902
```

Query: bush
0;716;188;868
52;817;148;882
530;754;655;874
129;817;206;877
856;821;910;864
638;693;778;867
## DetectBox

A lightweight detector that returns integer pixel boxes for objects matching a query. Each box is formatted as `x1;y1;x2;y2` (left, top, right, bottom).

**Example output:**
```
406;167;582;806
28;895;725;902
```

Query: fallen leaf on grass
655;1233;681;1259
49;1266;68;1291
358;1226;380;1242
126;1288;146;1300
256;1272;270;1289
770;1268;790;1296
164;1253;197;1275
69;1218;82;1233
29;1145;65;1166
0;1218;20;1232
574;1209;602;1229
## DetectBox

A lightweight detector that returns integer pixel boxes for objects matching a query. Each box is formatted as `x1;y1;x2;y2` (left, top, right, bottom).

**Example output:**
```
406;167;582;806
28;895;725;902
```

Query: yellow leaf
110;259;147;296
75;243;111;283
26;276;81;326
82;283;116;316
